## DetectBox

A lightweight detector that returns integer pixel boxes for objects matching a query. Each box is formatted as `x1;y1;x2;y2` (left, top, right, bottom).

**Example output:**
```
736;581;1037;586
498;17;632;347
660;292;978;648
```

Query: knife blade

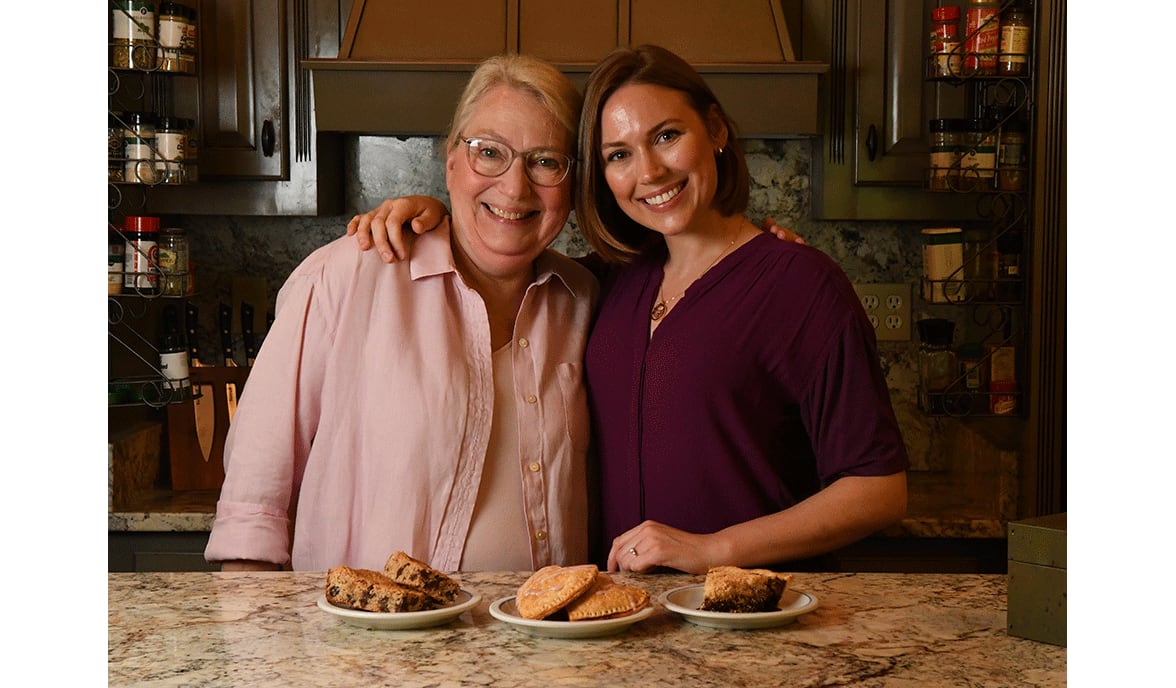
186;301;215;462
218;303;239;423
241;302;257;367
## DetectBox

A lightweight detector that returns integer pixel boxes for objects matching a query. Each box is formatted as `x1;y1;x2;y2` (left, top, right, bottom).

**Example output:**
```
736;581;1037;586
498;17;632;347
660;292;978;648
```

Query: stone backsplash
176;136;1024;516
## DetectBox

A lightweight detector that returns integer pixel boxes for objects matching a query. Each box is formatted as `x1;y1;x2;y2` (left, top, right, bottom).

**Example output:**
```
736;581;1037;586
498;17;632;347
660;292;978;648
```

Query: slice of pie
700;566;793;613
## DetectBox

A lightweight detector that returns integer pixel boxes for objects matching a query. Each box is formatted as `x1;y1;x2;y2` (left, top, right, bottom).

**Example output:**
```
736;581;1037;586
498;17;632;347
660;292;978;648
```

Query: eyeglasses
461;137;575;187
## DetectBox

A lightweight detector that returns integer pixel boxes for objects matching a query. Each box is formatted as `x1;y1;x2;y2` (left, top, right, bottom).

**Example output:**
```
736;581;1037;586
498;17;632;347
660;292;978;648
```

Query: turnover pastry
700;565;793;613
564;572;651;621
515;565;650;621
515;564;598;620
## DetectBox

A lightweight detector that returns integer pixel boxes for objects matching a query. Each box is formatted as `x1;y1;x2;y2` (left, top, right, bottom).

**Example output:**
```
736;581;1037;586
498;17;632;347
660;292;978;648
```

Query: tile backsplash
177;136;1023;497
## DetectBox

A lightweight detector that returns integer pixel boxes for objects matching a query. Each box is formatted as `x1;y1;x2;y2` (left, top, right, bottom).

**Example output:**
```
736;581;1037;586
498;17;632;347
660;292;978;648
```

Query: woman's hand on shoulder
345;195;451;263
760;216;805;245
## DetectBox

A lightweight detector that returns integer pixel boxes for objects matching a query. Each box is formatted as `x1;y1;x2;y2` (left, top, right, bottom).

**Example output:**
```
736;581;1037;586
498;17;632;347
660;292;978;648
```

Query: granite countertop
108;570;1064;687
109;485;1008;538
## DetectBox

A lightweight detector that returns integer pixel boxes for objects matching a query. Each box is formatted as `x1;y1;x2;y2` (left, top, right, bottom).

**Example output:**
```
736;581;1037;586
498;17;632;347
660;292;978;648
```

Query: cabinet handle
262;120;275;158
866;124;877;162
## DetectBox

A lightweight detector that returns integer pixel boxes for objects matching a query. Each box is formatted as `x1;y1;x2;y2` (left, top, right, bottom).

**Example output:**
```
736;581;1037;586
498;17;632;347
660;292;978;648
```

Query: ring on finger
627;546;638;557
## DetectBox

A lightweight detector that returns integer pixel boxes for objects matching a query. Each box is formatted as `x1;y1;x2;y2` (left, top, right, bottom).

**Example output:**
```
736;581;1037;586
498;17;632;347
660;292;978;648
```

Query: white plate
317;589;481;630
658;584;819;630
488;595;655;639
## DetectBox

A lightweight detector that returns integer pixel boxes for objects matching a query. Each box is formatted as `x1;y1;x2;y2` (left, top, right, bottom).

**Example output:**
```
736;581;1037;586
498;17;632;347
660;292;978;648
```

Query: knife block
166;366;251;491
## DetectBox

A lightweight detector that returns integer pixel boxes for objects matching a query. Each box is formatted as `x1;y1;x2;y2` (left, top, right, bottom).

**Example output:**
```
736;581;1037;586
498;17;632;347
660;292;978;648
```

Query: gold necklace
650;234;739;321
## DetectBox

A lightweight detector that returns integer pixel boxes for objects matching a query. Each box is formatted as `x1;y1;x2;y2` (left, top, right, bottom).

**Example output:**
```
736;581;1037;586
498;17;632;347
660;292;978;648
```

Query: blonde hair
446;54;583;155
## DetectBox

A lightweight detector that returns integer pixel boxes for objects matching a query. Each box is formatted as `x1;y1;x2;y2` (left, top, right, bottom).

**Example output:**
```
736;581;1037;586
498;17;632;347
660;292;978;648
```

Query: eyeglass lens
464;138;572;186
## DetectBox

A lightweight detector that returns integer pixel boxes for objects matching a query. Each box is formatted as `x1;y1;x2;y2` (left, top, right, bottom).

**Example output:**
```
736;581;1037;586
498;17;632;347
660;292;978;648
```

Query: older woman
347;46;908;575
204;55;597;572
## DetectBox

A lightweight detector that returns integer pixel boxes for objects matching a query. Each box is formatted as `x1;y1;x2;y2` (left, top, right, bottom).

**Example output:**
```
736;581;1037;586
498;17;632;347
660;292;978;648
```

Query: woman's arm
346;198;806;263
607;472;906;574
345;196;451;262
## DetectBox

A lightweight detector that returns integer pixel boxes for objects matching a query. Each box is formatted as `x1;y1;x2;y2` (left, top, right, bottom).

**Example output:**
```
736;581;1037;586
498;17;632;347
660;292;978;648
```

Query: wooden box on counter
1007;513;1067;647
110;421;162;509
166;366;251;491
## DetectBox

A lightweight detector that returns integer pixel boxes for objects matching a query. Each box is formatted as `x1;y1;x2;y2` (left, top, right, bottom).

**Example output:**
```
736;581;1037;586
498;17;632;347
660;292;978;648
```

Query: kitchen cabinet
307;0;825;138
804;0;980;220
109;532;217;572
144;0;344;215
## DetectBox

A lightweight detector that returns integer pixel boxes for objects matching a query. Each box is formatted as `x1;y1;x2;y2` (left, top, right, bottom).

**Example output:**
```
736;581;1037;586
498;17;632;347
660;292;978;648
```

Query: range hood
305;0;828;138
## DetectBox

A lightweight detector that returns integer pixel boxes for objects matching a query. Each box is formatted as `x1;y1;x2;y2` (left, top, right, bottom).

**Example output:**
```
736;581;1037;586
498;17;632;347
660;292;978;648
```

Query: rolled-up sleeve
204;258;334;566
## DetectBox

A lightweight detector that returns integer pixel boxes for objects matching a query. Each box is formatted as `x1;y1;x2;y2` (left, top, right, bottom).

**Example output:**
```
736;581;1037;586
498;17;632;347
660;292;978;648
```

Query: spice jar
958;342;988;411
987;343;1017;415
995;227;1023;302
109;112;125;182
996;118;1028;192
961;118;996;190
180;4;198;73
157;2;193;73
156;117;188;184
998;3;1032;76
964;0;1000;76
111;0;158;70
930;5;962;79
123;112;157;184
183;118;200;182
928;118;963;191
158;226;190;296
917;318;958;415
922;227;967;303
123;215;161;294
963;228;997;300
108;226;125;295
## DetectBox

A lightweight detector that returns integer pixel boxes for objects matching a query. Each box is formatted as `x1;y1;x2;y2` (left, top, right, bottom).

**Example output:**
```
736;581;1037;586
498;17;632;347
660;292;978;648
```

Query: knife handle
185;300;200;364
218;303;236;366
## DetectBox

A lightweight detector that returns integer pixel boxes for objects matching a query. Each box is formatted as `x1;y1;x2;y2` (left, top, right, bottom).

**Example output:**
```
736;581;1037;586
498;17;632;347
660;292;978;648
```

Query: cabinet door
197;0;287;179
808;0;976;220
146;0;343;215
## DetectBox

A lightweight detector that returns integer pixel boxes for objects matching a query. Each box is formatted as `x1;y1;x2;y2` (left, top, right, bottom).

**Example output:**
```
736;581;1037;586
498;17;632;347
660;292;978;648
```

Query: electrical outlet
852;283;911;341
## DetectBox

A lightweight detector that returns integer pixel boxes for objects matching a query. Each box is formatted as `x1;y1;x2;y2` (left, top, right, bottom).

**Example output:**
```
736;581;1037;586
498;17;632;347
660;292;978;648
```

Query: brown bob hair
576;44;750;264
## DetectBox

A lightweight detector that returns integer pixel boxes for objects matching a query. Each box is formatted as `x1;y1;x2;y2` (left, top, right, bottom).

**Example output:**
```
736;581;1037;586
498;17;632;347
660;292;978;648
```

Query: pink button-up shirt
204;224;598;572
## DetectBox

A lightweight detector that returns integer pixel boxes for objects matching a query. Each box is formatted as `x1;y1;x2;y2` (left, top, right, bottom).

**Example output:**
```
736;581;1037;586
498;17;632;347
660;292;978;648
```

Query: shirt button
528;462;541;472
525;394;537;404
534;530;547;540
518;337;529;348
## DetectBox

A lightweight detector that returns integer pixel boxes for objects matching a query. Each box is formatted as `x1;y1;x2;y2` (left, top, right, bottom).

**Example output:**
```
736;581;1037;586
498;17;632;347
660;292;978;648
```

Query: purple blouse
585;233;909;549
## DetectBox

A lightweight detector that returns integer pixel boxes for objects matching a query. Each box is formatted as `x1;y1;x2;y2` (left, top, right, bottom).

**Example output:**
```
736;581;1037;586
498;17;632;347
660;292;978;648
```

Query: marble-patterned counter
108;571;1063;687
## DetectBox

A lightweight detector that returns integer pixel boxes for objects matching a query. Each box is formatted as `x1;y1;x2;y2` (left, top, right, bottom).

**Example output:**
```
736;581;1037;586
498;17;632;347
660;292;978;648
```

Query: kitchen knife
241;302;257;367
219;302;238;423
187;301;215;461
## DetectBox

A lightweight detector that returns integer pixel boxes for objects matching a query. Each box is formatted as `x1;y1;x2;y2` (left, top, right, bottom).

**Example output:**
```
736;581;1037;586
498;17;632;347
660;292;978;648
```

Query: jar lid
967;117;992;132
931;6;960;21
157;116;186;131
916;318;955;346
929;118;953;133
162;226;186;235
159;1;186;14
123;215;161;233
126;111;156;127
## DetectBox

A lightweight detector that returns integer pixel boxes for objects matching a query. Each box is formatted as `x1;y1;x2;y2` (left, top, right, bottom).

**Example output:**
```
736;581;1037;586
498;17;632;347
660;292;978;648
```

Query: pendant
650;301;668;321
